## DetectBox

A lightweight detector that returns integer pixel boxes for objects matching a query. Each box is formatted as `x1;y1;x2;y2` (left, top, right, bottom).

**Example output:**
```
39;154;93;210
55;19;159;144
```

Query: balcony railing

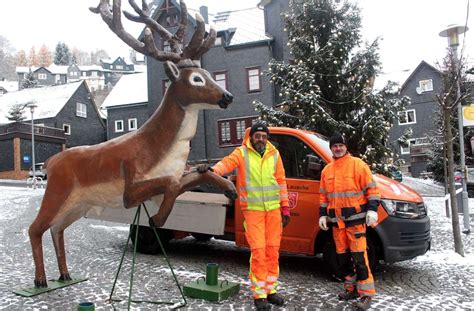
0;122;65;139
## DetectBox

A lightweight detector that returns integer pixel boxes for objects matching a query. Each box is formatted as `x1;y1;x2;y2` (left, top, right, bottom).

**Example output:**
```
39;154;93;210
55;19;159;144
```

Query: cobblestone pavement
0;187;473;310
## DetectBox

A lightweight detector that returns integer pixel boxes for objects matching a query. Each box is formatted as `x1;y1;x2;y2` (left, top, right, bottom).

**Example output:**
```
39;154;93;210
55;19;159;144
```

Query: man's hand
366;210;378;227
196;164;211;173
319;216;329;231
282;215;290;228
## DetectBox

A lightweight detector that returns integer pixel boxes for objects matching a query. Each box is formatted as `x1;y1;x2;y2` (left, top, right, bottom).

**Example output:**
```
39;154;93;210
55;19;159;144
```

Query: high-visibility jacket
212;138;289;212
319;153;380;226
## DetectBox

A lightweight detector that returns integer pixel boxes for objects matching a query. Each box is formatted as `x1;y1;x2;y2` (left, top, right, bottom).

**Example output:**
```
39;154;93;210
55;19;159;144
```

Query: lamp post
28;103;38;189
439;24;470;234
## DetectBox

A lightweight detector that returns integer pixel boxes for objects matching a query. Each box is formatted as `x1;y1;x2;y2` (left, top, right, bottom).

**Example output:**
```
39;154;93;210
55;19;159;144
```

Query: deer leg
149;179;181;228
179;171;237;199
50;228;72;281
29;183;72;287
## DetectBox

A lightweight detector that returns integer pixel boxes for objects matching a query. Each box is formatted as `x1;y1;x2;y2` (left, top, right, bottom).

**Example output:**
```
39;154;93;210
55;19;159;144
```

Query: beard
253;142;266;154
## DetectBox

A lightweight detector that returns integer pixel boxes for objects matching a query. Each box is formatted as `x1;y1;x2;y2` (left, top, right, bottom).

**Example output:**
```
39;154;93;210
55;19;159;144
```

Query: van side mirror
304;154;324;179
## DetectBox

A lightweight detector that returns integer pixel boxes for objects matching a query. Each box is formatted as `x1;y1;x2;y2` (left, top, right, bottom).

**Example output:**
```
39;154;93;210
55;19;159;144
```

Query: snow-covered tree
22;69;38;89
16;49;28;66
0;35;16;80
6;103;27;122
54;42;72;65
28;46;38;66
37;44;53;67
253;0;409;175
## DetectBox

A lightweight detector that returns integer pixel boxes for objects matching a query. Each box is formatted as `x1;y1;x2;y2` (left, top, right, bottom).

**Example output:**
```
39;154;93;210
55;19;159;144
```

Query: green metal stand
108;203;186;310
183;263;240;302
13;277;88;297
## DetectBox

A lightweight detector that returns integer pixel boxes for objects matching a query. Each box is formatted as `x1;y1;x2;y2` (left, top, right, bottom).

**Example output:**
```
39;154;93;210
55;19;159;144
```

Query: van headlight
381;199;427;218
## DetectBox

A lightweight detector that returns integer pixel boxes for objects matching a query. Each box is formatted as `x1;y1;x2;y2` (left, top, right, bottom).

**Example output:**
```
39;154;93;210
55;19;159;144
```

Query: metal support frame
108;203;187;310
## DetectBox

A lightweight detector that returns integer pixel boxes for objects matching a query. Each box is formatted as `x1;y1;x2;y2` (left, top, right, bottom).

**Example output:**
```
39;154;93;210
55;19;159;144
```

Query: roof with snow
16;65;69;75
101;72;148;109
0;81;83;124
211;7;270;46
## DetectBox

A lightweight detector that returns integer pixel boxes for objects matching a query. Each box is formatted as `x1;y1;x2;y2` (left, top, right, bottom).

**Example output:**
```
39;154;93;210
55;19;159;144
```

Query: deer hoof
224;190;238;200
59;273;72;281
34;279;48;288
149;217;164;228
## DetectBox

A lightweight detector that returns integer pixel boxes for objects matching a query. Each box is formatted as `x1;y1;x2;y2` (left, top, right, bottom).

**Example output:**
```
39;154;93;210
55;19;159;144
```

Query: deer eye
189;73;206;86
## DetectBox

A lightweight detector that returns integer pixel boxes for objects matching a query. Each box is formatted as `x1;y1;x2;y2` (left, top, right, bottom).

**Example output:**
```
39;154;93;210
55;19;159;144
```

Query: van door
269;134;325;255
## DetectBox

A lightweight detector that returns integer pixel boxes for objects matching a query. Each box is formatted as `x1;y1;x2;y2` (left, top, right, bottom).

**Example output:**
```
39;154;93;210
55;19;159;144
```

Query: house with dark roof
0;81;106;179
388;61;444;177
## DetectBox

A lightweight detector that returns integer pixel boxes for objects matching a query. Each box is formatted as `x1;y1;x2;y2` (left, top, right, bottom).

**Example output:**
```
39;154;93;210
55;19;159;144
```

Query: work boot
337;289;358;301
254;298;271;310
353;296;372;310
267;293;285;306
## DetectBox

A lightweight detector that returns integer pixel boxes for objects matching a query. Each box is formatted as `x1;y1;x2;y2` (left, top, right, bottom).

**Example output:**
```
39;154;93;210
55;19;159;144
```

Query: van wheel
191;233;213;242
366;235;378;273
129;225;173;255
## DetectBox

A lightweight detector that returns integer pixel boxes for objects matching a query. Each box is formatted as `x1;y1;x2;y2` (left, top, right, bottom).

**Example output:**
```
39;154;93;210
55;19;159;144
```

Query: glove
281;206;290;228
319;216;329;231
366;210;378;227
282;215;290;228
196;164;211;173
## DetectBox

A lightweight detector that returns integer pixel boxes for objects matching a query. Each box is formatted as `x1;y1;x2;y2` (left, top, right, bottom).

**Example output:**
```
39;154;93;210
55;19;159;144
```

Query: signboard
23;155;31;165
463;105;474;126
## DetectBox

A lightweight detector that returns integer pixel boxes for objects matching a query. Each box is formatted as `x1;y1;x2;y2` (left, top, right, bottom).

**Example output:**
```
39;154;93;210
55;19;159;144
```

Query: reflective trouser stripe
328;212;366;223
333;224;376;297
344;274;357;292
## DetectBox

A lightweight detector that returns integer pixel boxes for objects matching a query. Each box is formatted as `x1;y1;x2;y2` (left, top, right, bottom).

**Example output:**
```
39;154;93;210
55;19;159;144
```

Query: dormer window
418;79;433;92
215;37;223;46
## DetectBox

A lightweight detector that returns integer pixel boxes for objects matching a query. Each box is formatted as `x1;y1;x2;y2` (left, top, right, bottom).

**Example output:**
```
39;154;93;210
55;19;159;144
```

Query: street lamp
27;103;38;189
439;24;470;234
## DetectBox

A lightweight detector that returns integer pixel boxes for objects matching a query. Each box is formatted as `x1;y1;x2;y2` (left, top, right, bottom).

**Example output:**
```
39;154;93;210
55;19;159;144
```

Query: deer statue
28;0;237;288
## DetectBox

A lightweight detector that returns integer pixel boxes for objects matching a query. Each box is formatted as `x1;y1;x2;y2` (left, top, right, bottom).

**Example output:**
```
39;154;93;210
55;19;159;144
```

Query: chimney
199;6;209;24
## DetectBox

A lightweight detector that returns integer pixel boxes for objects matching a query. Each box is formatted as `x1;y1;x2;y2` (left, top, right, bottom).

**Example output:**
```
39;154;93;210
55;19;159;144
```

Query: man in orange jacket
319;133;380;310
198;122;290;311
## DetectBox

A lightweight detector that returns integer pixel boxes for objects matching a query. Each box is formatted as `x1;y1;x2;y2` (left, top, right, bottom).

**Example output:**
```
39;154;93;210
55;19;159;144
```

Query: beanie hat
250;121;269;136
329;133;346;148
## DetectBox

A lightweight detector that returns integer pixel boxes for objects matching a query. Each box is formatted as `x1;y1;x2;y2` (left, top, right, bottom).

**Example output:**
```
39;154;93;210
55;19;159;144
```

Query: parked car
29;163;46;180
454;171;462;183
390;166;403;182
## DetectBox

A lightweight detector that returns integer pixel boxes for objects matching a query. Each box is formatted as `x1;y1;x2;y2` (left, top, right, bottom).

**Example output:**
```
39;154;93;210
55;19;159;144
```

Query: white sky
0;0;473;77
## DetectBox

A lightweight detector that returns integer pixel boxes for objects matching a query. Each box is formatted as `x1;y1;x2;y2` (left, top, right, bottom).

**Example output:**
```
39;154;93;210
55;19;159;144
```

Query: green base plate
13;277;88;297
184;280;240;302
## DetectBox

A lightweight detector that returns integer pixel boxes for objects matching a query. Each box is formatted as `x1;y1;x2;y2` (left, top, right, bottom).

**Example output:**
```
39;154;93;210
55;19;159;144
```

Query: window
55;74;60;82
215;37;223;46
76;102;87;118
401;138;416;155
213;71;227;90
163;41;171;52
247;67;261;92
270;134;324;180
128;118;137;131
82;72;86;77
166;14;178;27
115;120;124;132
419;79;433;92
92;71;98;77
218;117;258;146
398;109;416;125
115;65;123;70
38;73;47;80
63;124;71;135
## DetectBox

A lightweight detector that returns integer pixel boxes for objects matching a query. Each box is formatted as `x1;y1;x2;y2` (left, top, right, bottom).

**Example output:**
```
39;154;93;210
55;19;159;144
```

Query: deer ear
164;61;179;82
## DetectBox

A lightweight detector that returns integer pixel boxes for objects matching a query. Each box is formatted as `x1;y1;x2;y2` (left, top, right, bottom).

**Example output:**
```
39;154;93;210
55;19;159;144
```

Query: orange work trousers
333;223;376;297
243;209;282;299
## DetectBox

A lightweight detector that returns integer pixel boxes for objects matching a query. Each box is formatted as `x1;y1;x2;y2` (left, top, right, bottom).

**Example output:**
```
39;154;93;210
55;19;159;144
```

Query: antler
90;0;216;63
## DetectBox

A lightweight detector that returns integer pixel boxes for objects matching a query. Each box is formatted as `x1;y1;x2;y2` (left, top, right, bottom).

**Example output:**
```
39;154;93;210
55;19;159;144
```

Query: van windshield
305;132;332;158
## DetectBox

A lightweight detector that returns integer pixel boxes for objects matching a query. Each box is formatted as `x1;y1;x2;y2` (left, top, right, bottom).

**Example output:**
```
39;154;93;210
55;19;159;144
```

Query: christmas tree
254;0;409;174
22;69;38;89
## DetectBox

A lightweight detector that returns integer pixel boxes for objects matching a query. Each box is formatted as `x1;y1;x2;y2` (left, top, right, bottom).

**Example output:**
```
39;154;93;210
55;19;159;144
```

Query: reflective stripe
327;191;364;199
320;203;328;208
246;185;281;192
363;182;377;192
328;212;366;223
267;276;278;282
357;282;375;291
243;148;251;186
368;195;381;200
273;153;278;172
320;188;326;194
242;195;281;203
344;274;356;286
